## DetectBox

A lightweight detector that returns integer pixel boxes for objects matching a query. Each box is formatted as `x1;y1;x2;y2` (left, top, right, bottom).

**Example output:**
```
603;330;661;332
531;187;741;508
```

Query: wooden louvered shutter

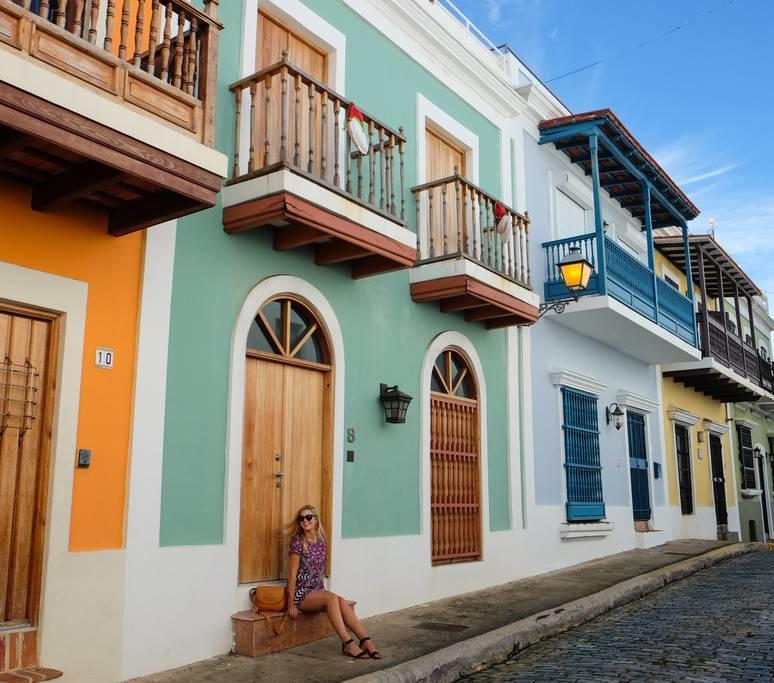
674;424;693;514
737;425;756;490
562;388;604;521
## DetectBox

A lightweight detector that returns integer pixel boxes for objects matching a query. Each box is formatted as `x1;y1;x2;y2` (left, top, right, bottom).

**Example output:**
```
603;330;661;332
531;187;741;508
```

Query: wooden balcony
409;173;538;328
663;312;774;403
222;54;417;279
0;0;223;234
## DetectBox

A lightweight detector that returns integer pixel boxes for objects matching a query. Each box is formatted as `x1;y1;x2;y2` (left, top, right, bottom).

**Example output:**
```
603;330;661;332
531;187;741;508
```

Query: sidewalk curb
349;542;765;683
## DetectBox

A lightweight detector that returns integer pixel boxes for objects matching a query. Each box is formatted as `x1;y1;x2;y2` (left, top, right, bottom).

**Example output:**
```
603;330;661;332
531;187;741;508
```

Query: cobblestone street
465;552;774;683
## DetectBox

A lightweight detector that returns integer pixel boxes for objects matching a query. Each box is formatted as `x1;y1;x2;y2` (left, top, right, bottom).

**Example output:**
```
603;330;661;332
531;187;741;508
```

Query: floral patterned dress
288;534;326;608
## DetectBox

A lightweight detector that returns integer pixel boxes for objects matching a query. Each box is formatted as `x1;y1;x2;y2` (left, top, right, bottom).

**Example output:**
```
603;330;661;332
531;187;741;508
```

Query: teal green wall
158;0;512;545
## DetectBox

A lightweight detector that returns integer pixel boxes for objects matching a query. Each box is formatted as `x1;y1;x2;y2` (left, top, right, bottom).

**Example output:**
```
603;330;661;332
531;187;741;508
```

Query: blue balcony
542;233;700;362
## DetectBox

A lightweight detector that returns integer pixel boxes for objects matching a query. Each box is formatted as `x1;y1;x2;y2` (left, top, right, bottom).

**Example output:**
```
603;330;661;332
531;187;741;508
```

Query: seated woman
286;504;382;659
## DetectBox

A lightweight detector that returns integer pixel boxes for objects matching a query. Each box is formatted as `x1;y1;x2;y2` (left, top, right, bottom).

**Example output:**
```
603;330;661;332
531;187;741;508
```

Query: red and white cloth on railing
493;201;512;244
346;103;370;155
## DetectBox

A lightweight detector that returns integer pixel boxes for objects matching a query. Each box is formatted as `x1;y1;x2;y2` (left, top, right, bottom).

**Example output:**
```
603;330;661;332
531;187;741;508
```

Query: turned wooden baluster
22;1;31;11
441;182;448;256
333;98;341;186
320;90;328;180
117;0;129;58
88;0;100;44
248;83;258;172
172;10;185;88
293;74;302;167
389;134;397;216
133;0;146;68
185;18;198;95
415;193;422;258
159;3;173;81
471;191;479;260
399;127;406;221
232;88;242;178
146;0;161;75
103;0;116;50
72;0;85;37
356;143;363;200
261;75;270;168
462;185;470;258
56;0;69;28
368;120;375;205
345;127;352;194
384;137;392;216
512;216;521;282
307;80;315;175
454;172;461;254
524;211;531;286
379;128;386;211
38;0;50;19
428;189;435;258
280;65;289;163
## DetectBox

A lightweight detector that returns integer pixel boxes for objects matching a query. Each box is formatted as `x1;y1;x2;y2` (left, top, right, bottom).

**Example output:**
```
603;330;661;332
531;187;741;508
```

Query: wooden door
0;307;57;627
426;129;466;256
626;411;651;521
709;434;728;527
430;348;481;565
239;297;331;584
256;12;327;174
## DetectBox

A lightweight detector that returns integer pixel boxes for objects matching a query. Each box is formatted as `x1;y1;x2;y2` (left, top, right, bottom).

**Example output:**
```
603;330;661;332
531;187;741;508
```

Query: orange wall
0;178;142;551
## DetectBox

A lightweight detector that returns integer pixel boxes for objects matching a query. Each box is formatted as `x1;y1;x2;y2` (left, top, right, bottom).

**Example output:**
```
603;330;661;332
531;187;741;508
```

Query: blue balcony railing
542;233;698;347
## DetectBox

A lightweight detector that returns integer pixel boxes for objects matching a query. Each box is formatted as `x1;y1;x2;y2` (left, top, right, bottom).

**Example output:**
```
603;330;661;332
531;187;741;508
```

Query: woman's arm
287;553;300;618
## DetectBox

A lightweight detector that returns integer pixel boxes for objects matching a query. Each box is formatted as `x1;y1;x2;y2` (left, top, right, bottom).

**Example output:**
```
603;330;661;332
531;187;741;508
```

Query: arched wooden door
239;296;333;583
430;348;481;565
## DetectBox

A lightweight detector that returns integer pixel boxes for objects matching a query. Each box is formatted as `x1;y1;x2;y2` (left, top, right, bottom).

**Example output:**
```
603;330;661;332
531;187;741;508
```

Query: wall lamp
606;402;625;430
379;384;413;424
538;247;594;318
754;446;763;459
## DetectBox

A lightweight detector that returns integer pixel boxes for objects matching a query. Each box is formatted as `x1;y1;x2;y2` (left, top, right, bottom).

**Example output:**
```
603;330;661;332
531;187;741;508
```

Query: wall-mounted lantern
605;402;624;430
379;384;413;424
539;247;594;318
754;446;763;459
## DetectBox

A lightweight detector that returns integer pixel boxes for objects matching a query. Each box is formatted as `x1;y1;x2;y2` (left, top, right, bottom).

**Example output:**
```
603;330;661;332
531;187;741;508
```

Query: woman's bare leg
300;592;363;655
339;597;380;656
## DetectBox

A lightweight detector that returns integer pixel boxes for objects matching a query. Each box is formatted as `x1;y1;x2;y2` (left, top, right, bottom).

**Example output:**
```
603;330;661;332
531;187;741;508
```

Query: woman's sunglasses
297;514;316;522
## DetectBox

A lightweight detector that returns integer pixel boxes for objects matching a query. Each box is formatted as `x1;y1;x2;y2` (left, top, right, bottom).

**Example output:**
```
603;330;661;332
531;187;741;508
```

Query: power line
545;0;737;84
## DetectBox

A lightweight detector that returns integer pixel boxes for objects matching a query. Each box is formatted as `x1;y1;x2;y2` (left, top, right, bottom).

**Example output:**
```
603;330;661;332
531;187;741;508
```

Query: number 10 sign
95;348;115;369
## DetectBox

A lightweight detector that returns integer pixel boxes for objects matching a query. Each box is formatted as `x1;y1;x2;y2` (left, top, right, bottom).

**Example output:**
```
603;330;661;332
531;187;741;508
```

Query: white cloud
679;163;738;186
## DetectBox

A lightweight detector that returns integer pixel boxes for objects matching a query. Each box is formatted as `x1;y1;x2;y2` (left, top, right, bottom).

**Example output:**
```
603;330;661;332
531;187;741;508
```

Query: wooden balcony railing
3;0;221;144
411;171;531;288
229;52;407;224
698;311;774;389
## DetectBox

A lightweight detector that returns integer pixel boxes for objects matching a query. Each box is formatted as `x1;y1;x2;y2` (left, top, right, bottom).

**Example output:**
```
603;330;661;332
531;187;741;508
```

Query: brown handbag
249;586;289;636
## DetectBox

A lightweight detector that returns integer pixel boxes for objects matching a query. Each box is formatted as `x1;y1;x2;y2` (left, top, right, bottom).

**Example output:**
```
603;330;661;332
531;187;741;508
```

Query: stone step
0;668;62;682
232;602;355;657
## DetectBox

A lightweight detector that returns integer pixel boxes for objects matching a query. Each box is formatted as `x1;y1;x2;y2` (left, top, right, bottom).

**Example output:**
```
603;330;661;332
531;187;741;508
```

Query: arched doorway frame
225;276;345;589
420;332;489;566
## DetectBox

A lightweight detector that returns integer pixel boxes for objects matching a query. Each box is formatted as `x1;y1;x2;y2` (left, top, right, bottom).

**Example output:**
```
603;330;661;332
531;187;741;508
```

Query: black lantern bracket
537;295;580;319
379;383;413;424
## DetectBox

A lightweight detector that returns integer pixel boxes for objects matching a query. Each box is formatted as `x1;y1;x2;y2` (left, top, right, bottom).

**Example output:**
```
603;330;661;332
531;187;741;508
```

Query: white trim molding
668;407;701;426
559;521;615;539
703;419;729;436
616;390;659;414
736;418;758;430
550;370;607;396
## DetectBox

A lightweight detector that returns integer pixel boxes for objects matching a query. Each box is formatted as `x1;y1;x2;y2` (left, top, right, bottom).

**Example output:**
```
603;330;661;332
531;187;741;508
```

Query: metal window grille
562;387;605;521
738;425;757;490
627;411;651;521
674;424;693;514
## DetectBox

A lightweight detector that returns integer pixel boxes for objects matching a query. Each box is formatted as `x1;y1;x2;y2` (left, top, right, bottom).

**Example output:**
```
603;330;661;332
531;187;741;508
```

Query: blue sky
451;0;774;298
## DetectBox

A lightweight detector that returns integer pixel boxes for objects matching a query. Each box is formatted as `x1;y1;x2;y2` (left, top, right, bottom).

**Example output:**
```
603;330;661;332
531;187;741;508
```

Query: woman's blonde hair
282;503;327;544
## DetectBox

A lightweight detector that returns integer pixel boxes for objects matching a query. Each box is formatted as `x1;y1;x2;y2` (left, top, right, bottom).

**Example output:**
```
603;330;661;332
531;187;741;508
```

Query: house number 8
347;427;355;443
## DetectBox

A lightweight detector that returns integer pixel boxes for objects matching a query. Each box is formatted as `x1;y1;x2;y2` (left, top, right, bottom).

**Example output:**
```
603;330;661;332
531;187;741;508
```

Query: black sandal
342;638;369;659
359;636;383;659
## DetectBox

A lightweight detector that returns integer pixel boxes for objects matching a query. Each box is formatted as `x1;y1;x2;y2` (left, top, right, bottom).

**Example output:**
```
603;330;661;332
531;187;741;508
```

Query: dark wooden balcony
0;0;223;234
222;54;416;279
658;233;771;402
409;172;538;328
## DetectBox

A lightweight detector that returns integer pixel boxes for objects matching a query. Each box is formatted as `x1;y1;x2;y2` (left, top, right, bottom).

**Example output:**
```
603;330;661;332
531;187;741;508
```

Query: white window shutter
555;190;586;238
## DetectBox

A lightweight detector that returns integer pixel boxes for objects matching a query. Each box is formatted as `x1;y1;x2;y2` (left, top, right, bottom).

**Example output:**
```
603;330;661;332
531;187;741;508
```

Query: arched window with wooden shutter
429;348;481;565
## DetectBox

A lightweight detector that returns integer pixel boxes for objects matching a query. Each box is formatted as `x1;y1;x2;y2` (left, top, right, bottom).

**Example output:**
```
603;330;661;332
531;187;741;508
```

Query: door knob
274;472;286;477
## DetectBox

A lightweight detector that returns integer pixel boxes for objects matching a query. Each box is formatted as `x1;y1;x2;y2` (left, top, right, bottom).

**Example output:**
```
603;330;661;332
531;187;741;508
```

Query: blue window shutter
562;388;605;521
